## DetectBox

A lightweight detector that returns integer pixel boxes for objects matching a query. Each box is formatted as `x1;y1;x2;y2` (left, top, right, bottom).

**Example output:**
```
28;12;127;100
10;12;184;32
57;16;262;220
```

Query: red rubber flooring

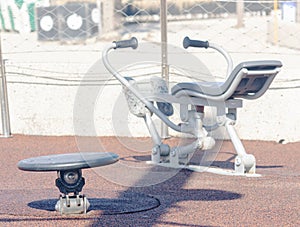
0;135;299;226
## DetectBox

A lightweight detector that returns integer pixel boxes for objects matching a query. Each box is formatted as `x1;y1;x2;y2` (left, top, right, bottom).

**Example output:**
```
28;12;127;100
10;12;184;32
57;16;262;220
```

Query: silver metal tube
160;0;169;138
225;121;247;157
0;34;11;137
209;43;233;77
160;0;168;82
102;45;181;132
144;113;161;146
177;139;201;157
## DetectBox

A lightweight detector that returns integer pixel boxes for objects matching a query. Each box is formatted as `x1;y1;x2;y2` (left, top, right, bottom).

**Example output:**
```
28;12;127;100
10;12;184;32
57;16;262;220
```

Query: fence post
96;0;102;36
273;0;279;44
236;0;244;28
297;0;300;22
101;0;114;34
0;33;11;137
160;0;169;138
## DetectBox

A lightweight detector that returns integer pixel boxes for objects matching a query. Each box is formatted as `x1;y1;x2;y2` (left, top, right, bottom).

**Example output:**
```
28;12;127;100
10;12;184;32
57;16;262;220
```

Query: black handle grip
183;36;209;49
113;37;138;49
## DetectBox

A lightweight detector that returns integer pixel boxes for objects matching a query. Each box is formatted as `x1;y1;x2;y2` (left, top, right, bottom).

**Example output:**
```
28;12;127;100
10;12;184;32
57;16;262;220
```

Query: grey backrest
221;60;282;100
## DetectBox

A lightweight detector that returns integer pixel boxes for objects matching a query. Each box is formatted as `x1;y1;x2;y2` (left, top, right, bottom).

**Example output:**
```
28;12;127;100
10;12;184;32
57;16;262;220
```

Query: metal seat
171;60;282;100
18;152;119;171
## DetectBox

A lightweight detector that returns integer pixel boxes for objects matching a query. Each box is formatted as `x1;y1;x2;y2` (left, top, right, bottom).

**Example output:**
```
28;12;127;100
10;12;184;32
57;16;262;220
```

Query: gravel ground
0;135;299;226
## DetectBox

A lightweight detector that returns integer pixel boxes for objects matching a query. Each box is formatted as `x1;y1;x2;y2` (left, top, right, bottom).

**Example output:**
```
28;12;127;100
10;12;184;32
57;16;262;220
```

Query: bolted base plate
55;194;90;215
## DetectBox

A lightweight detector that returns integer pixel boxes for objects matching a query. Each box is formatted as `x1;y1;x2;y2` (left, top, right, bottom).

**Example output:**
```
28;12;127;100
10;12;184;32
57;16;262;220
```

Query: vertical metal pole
160;0;168;83
273;0;279;44
97;0;102;38
101;0;114;34
160;0;169;139
297;0;300;22
236;0;244;28
0;33;11;137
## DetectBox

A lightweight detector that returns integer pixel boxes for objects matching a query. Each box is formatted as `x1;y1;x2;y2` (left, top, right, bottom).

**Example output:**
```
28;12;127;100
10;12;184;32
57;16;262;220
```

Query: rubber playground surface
0;135;299;226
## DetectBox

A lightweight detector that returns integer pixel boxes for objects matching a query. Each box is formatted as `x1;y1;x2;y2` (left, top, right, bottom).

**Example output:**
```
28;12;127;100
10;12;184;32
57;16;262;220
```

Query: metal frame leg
225;120;256;174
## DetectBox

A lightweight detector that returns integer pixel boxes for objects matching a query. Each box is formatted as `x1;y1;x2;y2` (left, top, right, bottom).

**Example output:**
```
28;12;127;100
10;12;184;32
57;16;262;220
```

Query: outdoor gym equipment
103;37;282;176
18;152;119;214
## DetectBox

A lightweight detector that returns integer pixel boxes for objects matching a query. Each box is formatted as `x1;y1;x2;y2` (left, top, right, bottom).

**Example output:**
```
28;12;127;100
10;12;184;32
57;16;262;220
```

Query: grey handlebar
113;37;138;49
183;36;233;77
183;36;209;49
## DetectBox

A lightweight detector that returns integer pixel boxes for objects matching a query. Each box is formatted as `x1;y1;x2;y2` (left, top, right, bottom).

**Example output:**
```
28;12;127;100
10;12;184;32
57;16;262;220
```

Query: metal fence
0;0;300;137
113;0;299;47
1;1;299;44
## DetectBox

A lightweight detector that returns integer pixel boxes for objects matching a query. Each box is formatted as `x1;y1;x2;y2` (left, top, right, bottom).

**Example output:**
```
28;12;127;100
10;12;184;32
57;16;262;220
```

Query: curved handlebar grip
183;36;209;49
113;37;138;49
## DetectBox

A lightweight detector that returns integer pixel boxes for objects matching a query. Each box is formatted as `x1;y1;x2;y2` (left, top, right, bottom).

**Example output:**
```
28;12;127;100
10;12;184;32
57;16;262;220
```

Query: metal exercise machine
103;37;282;176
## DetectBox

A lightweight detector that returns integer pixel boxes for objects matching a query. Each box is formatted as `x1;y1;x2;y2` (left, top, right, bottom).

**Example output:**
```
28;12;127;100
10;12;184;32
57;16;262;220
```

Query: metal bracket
235;154;256;174
55;169;90;215
55;194;90;215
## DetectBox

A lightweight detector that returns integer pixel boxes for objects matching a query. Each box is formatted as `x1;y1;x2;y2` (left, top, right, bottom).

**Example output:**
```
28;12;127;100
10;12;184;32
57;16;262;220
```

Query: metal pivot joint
56;169;85;195
55;169;90;214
